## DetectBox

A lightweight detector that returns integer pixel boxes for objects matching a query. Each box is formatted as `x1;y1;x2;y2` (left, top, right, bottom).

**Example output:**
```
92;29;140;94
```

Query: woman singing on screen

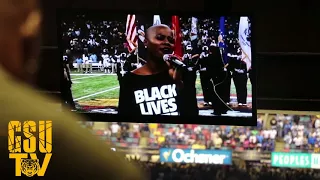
118;24;187;116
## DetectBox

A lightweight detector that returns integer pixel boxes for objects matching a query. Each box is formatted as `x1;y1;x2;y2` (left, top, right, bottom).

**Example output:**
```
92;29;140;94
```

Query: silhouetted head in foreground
0;0;42;85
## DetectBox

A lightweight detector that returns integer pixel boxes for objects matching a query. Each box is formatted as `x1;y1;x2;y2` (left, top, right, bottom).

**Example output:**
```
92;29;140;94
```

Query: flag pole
127;37;139;64
136;48;139;64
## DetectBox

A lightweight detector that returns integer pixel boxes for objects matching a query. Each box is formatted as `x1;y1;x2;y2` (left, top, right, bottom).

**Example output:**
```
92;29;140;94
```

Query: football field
71;74;119;100
71;72;252;107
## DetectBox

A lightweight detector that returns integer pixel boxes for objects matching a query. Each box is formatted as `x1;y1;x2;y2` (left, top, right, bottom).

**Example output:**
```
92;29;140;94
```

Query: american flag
126;14;138;52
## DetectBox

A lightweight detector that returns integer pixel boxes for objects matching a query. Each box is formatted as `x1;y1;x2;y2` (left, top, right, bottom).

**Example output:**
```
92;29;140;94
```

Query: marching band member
199;46;213;106
230;48;248;106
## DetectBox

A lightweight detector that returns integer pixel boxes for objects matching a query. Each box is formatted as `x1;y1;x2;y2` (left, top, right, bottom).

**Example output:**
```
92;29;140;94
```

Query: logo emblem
21;159;40;177
244;28;248;36
162;150;171;161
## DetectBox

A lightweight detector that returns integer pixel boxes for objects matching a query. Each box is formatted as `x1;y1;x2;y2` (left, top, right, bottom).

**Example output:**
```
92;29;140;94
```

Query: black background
37;0;320;112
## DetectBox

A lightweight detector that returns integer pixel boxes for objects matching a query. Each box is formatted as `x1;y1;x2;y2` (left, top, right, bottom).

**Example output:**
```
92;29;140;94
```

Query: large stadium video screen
58;11;255;124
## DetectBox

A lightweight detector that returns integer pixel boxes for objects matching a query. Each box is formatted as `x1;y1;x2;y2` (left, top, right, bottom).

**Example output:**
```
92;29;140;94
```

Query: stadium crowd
279;114;320;151
61;15;127;57
104;121;276;151
61;15;243;73
92;115;320;152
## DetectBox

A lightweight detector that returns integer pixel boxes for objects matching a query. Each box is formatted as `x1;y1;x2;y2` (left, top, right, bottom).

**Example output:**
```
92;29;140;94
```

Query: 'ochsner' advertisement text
160;148;232;165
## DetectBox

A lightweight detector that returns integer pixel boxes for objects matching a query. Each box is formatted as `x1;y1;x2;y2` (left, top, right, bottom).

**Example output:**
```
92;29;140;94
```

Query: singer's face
145;26;175;59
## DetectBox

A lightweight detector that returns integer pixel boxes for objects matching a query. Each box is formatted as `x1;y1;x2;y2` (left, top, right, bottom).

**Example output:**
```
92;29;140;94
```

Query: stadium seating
91;114;320;153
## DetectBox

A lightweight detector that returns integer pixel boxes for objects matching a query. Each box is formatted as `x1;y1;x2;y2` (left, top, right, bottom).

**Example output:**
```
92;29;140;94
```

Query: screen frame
57;9;257;126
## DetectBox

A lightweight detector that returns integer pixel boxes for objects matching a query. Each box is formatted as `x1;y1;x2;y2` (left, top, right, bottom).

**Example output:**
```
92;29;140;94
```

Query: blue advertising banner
159;148;232;165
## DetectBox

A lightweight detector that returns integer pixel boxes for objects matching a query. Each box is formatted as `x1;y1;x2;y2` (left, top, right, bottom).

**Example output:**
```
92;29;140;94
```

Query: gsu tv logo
8;120;52;177
160;148;232;165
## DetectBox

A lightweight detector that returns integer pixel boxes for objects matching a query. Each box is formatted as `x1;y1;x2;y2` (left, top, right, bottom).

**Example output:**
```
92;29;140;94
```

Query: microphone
163;54;187;68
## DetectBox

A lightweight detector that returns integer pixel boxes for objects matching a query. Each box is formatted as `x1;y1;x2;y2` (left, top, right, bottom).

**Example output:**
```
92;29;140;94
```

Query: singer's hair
145;24;171;40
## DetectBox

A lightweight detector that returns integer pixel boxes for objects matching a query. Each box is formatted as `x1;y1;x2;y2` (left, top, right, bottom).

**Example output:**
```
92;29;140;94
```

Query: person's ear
20;10;41;38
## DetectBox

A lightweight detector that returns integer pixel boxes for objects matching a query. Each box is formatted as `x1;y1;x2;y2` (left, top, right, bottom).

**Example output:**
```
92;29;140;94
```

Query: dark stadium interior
30;0;320;179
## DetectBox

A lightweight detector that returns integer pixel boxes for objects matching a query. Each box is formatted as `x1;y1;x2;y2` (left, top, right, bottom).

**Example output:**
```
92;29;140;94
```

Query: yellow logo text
8;120;52;177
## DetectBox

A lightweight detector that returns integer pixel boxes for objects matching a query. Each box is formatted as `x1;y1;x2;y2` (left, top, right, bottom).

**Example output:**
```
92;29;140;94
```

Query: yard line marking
74;86;120;101
196;96;252;101
70;73;117;76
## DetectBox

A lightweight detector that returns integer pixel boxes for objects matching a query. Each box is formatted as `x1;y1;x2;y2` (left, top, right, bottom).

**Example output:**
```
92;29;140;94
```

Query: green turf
194;78;251;96
71;74;252;101
71;75;119;99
